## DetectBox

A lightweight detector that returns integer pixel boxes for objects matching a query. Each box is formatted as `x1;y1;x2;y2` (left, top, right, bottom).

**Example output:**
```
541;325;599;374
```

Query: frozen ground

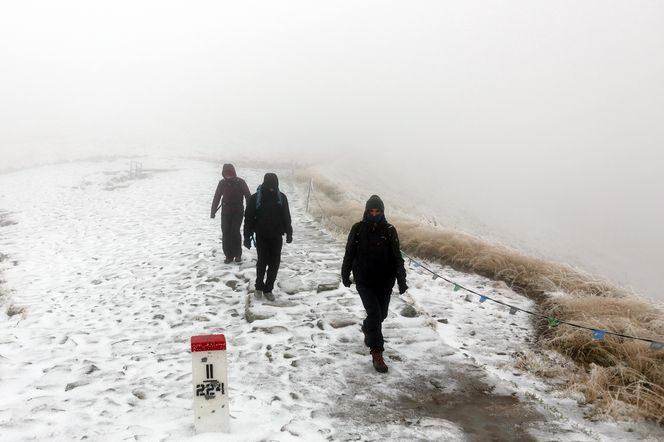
0;157;662;441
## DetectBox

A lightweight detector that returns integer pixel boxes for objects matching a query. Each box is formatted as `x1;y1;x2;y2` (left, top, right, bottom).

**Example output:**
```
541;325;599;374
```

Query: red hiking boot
370;349;388;373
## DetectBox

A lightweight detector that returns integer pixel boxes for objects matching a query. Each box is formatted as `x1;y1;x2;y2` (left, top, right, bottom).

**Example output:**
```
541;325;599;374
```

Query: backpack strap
354;222;364;243
385;223;395;240
256;185;262;209
256;185;283;209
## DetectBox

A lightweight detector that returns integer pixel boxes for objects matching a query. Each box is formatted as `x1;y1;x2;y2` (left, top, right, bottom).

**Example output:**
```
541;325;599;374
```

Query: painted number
196;381;224;398
195;363;224;398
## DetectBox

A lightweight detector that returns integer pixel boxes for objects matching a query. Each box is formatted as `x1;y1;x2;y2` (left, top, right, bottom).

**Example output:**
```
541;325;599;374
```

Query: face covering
364;212;385;223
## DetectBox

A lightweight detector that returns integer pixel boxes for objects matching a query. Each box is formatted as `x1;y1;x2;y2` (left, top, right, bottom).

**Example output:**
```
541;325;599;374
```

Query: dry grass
6;303;25;317
0;277;23;318
538;295;664;422
294;169;664;423
1;248;23;319
0;283;7;305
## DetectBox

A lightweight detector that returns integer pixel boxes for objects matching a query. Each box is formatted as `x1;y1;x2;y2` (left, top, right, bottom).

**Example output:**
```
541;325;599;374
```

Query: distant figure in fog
211;163;251;264
244;173;293;301
341;195;408;373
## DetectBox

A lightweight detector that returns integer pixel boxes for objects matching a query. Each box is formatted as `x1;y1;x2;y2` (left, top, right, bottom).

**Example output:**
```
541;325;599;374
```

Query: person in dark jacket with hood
341;195;408;373
211;163;251;264
244;173;293;301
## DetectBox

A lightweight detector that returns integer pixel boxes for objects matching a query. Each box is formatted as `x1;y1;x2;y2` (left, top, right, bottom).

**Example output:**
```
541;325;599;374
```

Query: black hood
263;173;279;190
364;195;384;212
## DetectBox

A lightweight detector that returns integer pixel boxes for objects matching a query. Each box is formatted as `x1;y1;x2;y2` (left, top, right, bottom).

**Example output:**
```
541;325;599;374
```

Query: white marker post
191;334;230;433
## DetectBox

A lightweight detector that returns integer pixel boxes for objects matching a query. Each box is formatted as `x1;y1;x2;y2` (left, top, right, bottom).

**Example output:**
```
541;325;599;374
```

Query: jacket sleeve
241;179;251;206
341;223;359;281
389;225;407;286
211;180;223;217
281;193;293;237
244;194;256;238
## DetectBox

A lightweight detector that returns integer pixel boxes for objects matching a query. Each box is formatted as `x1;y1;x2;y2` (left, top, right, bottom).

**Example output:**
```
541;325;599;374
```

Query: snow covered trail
1;158;660;441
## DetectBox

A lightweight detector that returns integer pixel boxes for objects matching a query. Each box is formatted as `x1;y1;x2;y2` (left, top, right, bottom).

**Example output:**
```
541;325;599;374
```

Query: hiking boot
370;349;388;373
224;257;233;264
234;256;242;263
263;291;275;302
254;290;263;299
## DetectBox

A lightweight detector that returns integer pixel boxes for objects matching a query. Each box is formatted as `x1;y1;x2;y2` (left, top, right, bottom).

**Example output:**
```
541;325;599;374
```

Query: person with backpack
211;163;252;264
341;195;408;373
243;173;293;301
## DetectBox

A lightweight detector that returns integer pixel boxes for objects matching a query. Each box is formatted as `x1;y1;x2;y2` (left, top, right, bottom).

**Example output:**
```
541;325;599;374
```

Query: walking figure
341;195;408;373
244;173;293;301
211;164;251;264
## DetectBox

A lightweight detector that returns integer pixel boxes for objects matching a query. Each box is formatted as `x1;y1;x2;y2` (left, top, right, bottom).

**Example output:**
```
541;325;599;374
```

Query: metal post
305;179;312;212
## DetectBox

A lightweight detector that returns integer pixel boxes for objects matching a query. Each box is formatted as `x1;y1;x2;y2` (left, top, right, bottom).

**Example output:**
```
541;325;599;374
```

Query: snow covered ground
0;157;662;441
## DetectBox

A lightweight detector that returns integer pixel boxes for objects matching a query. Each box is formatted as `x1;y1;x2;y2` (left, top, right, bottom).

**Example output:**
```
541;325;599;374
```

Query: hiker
211;163;251;264
243;173;293;301
341;195;408;373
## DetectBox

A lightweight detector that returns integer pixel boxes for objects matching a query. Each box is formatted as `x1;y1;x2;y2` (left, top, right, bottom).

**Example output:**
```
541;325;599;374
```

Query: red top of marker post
191;334;227;352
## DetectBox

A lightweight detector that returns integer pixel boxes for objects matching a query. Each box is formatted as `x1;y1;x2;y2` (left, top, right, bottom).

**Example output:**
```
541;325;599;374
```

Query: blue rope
401;251;663;350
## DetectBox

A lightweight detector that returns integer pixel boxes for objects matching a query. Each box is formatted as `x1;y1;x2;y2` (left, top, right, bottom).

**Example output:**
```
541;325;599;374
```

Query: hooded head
262;173;279;191
222;163;236;179
256;173;282;208
365;194;385;212
364;194;386;223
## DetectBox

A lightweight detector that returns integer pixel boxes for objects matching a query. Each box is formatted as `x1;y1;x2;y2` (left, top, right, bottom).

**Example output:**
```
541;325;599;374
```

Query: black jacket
244;187;292;239
342;220;407;287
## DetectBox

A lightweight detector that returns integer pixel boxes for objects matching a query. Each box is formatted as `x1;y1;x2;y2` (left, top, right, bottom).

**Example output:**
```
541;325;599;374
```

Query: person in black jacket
341;195;408;373
211;164;251;264
244;173;293;301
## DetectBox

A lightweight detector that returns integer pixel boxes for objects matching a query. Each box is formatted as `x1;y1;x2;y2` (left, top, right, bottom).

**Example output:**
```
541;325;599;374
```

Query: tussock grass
539;295;664;422
0;278;23;318
6;304;25;317
294;169;664;423
0;284;7;305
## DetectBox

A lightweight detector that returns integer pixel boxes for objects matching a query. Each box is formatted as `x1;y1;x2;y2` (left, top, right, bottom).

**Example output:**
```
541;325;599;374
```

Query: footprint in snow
252;325;289;334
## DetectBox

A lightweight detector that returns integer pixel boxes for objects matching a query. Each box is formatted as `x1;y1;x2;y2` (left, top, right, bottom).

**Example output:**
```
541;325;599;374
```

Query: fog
1;1;663;299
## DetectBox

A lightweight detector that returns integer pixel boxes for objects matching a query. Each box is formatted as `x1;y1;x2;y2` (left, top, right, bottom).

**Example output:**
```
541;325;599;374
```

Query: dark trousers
356;283;393;352
255;235;283;292
221;211;244;259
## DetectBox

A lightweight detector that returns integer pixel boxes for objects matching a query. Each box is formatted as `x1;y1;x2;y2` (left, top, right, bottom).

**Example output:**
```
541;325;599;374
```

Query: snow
0;157;662;441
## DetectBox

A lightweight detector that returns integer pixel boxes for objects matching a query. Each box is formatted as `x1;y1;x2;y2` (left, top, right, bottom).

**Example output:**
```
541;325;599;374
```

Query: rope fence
402;251;663;351
303;178;664;351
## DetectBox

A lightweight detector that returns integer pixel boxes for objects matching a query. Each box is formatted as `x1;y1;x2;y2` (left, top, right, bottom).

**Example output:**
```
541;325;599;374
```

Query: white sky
1;0;663;298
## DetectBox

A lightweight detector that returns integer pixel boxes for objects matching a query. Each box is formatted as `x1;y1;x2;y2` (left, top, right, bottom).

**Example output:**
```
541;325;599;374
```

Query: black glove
210;214;215;219
342;276;352;288
398;282;408;294
286;233;293;244
243;237;252;249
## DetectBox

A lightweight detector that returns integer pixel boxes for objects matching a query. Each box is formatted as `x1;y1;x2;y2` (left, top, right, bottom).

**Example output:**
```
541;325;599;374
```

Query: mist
1;1;663;299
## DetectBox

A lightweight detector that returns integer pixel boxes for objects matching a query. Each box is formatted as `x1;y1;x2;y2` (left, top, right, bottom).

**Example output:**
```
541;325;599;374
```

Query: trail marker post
191;334;230;433
305;178;312;212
